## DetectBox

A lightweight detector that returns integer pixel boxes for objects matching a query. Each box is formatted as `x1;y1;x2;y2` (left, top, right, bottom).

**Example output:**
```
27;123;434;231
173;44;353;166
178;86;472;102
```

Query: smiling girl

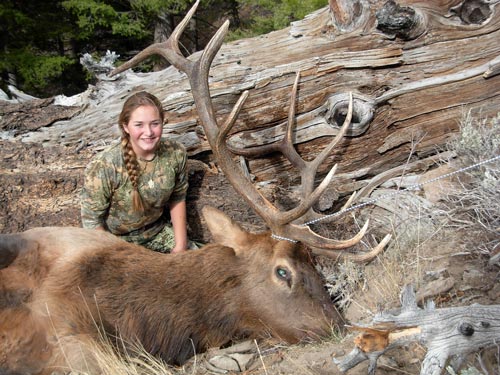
80;91;191;253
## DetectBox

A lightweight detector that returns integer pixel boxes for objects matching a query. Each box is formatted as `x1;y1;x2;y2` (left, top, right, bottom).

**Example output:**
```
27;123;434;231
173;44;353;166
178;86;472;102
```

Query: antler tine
227;72;306;169
293;91;353;224
226;72;305;158
110;0;200;78
187;19;230;141
295;92;355;224
280;71;307;168
273;215;368;250
309;92;353;172
169;0;199;55
311;233;392;263
220;91;250;141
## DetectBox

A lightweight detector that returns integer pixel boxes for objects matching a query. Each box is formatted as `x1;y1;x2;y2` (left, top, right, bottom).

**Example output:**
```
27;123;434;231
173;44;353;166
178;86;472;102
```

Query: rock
208;353;256;372
488;282;500;301
462;269;486;289
416;276;455;303
419;165;459;203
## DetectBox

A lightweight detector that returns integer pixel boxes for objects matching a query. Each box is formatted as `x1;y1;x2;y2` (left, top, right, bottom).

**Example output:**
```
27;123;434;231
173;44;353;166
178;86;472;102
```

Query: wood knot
451;0;492;25
376;0;426;40
325;93;374;136
459;322;475;336
480;321;491;328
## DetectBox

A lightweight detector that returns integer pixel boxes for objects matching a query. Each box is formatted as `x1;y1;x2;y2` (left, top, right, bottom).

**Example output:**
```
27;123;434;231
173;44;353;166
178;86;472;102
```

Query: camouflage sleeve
80;156;114;228
169;142;189;203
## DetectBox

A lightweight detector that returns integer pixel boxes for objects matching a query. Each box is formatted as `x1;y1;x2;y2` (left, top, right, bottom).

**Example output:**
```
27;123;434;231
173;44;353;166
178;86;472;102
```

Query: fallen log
334;284;500;375
2;0;499;199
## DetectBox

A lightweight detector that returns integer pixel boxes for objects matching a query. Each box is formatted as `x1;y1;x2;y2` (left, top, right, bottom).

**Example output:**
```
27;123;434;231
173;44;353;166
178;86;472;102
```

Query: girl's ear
122;123;130;134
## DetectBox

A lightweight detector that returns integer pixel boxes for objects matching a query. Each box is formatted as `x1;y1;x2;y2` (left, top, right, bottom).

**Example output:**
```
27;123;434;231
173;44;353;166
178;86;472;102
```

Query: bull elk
0;1;390;373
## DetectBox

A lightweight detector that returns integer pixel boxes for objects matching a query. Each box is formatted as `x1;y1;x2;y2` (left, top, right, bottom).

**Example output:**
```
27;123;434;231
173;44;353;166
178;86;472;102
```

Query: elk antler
110;0;390;262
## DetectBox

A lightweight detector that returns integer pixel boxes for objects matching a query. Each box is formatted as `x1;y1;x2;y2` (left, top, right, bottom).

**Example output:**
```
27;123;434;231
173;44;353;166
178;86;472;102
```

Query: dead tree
334;284;500;375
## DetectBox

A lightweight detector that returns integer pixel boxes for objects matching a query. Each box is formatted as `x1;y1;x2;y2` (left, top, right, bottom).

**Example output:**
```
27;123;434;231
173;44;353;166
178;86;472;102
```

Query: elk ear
202;206;249;251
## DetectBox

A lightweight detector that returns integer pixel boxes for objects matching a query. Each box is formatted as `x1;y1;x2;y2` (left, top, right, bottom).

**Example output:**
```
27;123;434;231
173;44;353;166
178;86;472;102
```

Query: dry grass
437;110;500;257
67;333;182;375
316;255;364;312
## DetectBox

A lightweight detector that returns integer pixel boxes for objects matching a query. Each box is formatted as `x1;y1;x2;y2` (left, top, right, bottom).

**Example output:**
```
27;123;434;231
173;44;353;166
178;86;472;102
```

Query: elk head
110;0;390;262
201;205;341;341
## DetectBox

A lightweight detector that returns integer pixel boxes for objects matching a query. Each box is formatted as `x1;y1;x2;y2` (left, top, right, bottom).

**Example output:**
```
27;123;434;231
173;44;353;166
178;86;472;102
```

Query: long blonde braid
121;136;145;211
118;91;165;212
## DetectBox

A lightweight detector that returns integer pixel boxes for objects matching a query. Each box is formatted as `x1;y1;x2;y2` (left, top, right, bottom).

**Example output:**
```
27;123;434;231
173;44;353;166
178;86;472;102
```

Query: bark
334;284;500;375
0;98;81;133
1;0;499;200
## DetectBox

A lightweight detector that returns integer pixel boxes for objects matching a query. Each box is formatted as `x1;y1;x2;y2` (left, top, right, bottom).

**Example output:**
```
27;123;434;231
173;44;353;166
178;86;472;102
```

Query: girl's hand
171;243;187;253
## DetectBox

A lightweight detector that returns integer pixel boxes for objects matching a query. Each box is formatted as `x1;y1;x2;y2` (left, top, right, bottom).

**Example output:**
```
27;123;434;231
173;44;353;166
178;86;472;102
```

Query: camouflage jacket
80;139;188;244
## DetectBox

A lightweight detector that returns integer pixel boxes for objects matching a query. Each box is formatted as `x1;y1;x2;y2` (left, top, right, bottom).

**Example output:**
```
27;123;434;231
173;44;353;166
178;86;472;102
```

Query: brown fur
0;207;342;374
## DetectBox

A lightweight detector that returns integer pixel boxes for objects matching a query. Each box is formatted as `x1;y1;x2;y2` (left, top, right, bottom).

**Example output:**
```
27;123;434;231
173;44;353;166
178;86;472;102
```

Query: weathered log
1;0;499;200
334;284;500;375
0;98;81;135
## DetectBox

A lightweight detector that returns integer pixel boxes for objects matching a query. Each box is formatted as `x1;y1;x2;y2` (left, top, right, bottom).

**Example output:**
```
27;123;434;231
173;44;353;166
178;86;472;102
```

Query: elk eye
276;267;290;280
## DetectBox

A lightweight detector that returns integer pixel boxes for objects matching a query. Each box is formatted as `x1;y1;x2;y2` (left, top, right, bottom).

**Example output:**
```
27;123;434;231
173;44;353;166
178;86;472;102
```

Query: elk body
0;207;340;373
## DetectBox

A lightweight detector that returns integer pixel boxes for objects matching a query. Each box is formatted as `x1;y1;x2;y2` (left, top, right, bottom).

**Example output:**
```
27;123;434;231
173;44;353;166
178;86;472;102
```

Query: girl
81;91;190;253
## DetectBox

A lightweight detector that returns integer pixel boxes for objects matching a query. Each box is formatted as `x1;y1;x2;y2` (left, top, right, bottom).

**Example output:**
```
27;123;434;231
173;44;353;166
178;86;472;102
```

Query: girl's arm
169;200;188;253
80;158;113;230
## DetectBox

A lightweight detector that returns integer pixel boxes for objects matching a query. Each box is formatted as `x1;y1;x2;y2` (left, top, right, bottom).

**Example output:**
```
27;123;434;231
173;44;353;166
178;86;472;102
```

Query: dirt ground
1;138;498;375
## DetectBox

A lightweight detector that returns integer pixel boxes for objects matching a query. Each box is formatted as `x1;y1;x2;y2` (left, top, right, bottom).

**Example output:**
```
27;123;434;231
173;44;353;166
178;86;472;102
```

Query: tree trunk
153;11;173;71
1;0;499;226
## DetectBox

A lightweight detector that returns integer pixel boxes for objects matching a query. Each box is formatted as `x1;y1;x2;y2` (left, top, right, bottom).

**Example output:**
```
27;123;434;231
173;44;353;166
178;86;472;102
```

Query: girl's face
123;105;163;160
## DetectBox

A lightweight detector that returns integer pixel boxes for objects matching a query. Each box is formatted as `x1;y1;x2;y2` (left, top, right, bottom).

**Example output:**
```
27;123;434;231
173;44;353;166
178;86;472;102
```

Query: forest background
0;0;328;98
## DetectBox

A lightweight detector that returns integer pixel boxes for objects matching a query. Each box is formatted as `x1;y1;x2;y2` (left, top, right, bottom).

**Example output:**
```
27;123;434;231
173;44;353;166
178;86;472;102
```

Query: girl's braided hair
118;91;165;212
